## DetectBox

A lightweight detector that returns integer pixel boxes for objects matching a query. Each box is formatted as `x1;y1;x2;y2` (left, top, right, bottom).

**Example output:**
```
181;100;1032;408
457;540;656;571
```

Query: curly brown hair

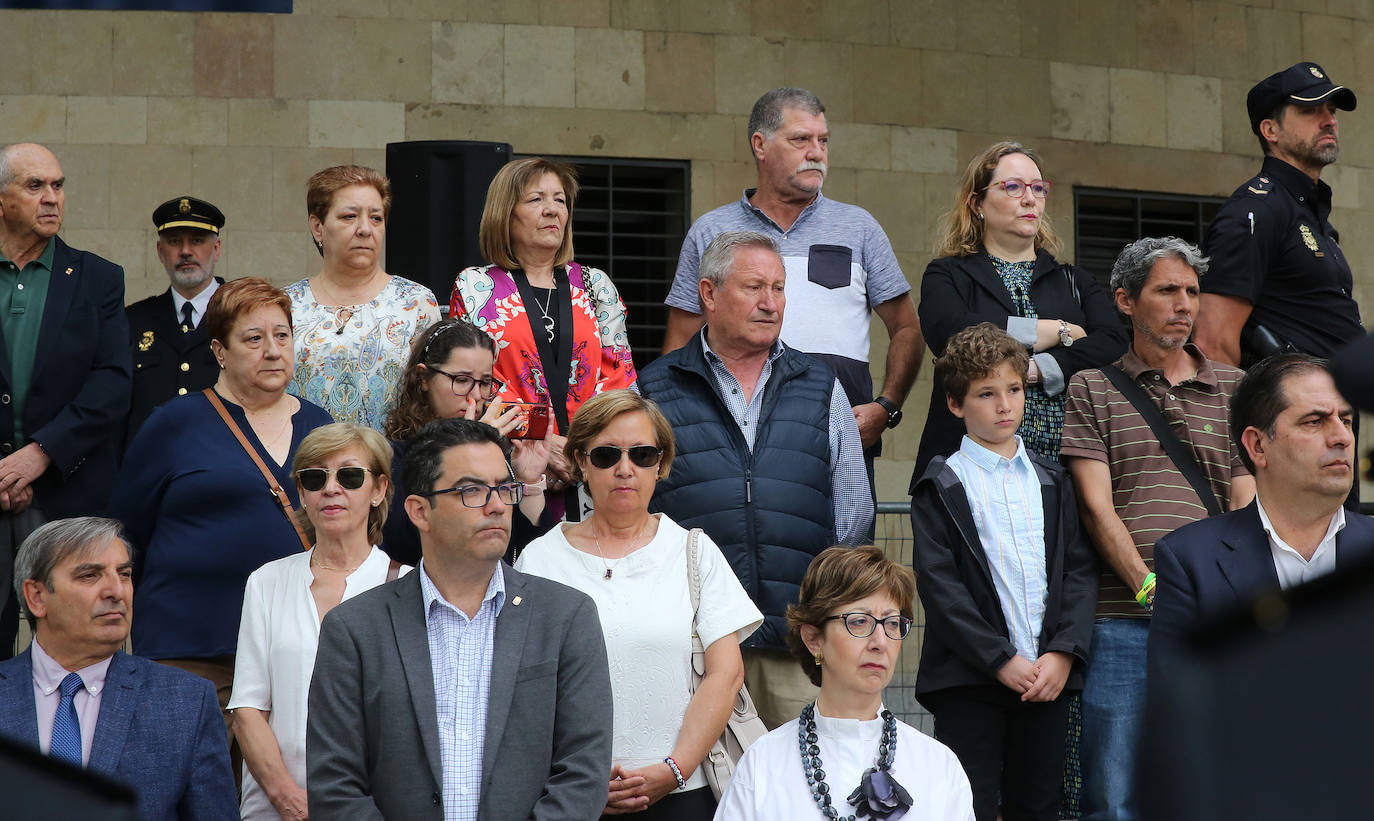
382;319;497;441
935;322;1029;406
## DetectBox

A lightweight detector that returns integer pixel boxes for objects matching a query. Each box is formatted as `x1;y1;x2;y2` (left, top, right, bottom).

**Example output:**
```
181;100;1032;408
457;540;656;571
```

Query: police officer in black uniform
1197;62;1362;367
124;196;226;449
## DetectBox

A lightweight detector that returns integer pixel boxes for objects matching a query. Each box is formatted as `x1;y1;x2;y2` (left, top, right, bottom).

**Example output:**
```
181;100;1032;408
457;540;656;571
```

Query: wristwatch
1058;320;1075;347
874;396;903;429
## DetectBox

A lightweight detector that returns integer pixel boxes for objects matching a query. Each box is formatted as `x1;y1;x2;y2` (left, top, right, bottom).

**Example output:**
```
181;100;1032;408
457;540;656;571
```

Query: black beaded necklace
798;702;913;820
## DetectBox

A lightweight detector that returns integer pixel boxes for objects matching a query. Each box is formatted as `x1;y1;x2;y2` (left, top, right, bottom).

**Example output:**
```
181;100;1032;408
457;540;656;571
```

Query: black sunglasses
297;466;372;492
586;445;662;470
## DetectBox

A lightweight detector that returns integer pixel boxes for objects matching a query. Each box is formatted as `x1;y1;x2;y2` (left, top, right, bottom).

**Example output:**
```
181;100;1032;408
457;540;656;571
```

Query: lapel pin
64;267;73;275
512;596;522;606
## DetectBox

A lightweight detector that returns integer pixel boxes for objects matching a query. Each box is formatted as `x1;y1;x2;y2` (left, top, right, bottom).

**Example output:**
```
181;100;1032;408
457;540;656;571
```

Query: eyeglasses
297;466;372;492
824;612;913;641
586;445;663;470
429;366;503;399
417;481;525;508
983;178;1052;199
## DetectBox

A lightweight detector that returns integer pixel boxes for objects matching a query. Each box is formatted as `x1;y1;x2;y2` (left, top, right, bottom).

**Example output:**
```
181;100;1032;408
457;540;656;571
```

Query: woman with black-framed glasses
517;390;762;820
912;140;1127;484
715;545;974;821
381;318;553;565
229;422;409;821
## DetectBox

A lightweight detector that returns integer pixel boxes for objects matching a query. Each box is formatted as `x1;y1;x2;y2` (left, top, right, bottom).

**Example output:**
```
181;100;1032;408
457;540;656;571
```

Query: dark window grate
1073;187;1226;290
519;155;691;372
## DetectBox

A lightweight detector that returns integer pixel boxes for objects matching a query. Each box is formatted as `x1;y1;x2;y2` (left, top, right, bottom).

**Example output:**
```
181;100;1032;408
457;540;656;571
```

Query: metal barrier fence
874;500;935;735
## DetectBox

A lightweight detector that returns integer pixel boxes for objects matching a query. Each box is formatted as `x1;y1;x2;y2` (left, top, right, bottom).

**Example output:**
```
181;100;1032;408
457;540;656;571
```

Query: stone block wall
3;0;1373;500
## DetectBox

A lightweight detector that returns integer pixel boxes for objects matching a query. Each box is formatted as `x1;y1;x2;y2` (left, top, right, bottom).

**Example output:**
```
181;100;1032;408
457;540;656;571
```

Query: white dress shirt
1256;496;1343;590
172;278;219;329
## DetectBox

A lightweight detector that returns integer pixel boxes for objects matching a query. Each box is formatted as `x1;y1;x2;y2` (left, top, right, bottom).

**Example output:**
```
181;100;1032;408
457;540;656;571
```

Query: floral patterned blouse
449;262;637;434
285;275;440;431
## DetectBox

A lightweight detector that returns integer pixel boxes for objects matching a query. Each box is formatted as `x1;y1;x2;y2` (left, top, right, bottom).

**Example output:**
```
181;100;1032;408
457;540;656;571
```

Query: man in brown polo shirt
1060;236;1256;821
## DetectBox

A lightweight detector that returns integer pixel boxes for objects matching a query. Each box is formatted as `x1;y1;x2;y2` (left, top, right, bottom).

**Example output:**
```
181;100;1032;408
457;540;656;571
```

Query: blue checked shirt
700;330;873;545
420;560;505;821
946;436;1048;661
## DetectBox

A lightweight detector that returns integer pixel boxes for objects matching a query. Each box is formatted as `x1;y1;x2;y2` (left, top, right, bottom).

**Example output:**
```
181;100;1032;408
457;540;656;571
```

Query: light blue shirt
699;330;873;546
946;436;1048;661
420;560;505;821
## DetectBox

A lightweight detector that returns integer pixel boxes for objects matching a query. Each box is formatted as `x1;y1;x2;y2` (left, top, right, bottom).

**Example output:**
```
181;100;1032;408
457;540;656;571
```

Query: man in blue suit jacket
0;143;131;658
0;517;236;820
1149;354;1374;681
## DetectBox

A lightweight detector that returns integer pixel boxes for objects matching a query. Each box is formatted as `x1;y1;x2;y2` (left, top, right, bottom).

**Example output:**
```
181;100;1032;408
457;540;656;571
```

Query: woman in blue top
111;277;333;760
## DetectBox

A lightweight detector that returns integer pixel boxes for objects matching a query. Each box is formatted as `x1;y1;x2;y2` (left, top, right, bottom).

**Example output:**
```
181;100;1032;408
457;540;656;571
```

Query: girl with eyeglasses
516;390;762;820
911;141;1127;484
229;422;410;821
714;545;974;820
381;318;553;565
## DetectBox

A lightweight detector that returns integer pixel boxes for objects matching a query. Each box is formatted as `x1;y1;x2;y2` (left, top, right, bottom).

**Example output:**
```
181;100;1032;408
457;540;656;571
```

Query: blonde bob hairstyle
563;390;675;485
933;141;1061;259
478;157;580;271
292;422;395;546
786;545;917;688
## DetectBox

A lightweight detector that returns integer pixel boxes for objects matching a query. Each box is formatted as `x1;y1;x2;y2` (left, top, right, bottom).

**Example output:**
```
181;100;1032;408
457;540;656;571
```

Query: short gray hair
14;517;129;604
747;87;826;154
699;231;780;288
0;144;17;190
1109;236;1209;300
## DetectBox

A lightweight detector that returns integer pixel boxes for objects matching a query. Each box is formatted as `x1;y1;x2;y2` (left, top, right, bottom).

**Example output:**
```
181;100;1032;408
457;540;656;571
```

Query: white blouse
714;708;974;821
228;547;411;821
516;514;762;791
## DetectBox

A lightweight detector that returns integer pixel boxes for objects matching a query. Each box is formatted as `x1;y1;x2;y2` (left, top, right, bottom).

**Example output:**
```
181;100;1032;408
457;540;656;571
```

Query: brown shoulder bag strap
386;559;402;583
202;388;312;552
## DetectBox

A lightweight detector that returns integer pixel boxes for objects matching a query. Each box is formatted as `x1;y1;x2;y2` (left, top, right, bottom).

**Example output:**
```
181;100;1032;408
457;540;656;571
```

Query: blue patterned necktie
50;672;84;765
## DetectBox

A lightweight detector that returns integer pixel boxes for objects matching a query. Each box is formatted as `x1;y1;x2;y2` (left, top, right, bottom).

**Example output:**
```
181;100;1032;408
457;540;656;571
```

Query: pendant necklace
531;286;556;344
590;517;648;580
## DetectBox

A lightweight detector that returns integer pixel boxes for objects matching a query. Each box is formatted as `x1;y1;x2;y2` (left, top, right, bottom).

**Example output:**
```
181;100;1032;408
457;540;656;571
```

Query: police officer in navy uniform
124;196;225;449
1197;62;1362;367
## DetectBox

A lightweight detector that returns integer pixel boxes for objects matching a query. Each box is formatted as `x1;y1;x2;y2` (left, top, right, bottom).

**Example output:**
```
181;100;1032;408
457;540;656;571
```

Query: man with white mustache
1059;237;1255;821
661;87;923;484
124;196;226;448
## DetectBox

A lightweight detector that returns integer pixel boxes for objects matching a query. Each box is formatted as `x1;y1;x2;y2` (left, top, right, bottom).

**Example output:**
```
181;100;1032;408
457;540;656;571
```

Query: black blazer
912;249;1127;489
124;283;221;450
0;237;130;518
909;452;1099;699
1148;501;1374;684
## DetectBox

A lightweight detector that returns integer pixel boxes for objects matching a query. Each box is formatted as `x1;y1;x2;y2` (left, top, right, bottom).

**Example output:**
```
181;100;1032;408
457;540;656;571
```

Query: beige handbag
686;528;768;800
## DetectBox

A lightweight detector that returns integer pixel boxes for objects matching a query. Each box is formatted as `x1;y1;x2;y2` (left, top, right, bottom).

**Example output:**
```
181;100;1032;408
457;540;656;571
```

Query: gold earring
814;652;824;667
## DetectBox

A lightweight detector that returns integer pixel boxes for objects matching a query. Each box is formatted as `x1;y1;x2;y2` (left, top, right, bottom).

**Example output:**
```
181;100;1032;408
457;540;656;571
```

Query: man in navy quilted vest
637;230;871;729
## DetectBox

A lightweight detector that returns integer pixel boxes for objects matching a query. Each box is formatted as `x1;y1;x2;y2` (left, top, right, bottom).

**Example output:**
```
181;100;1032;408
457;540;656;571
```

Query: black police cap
1247;62;1357;135
152;196;225;234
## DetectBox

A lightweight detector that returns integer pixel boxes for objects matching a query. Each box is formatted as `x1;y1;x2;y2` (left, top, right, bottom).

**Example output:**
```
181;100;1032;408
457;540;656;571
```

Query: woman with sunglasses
382;318;552;565
228;422;408;821
911;141;1126;484
715;545;974;821
516;390;762;820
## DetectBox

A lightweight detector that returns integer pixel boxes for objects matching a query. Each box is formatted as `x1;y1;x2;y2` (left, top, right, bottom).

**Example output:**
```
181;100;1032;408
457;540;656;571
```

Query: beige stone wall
3;0;1373;500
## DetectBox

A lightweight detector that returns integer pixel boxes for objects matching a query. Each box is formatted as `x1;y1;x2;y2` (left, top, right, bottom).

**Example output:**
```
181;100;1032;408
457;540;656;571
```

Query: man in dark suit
0;143;130;658
1148;353;1374;681
308;419;612;821
0;517;237;820
123;196;225;449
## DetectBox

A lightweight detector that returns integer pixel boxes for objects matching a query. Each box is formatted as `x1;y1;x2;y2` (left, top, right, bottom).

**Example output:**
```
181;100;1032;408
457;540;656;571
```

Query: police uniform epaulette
1243;175;1273;196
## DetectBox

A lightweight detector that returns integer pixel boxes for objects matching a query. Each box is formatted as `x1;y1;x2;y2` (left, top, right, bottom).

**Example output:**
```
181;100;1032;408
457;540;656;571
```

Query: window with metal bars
1073;187;1226;288
519;155;691;373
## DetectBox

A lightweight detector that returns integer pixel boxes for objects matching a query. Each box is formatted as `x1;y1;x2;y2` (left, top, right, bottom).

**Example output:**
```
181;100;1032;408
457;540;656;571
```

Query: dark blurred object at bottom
0;734;138;821
1140;556;1374;821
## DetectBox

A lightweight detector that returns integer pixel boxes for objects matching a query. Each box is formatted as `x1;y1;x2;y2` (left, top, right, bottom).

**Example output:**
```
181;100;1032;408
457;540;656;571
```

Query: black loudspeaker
386;140;513;307
0;734;139;820
1140;557;1374;820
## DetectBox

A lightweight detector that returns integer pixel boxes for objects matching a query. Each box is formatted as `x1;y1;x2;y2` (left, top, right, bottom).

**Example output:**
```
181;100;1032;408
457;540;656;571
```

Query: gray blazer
307;563;612;820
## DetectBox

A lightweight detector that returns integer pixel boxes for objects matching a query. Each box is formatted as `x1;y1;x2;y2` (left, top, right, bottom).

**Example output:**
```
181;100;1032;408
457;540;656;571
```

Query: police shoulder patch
1245;175;1272;196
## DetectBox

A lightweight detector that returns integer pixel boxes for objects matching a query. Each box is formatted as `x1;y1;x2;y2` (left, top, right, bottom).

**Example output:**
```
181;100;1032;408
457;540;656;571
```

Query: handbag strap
1098;366;1223;518
202;388;313;551
386;558;402;583
687;527;704;650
